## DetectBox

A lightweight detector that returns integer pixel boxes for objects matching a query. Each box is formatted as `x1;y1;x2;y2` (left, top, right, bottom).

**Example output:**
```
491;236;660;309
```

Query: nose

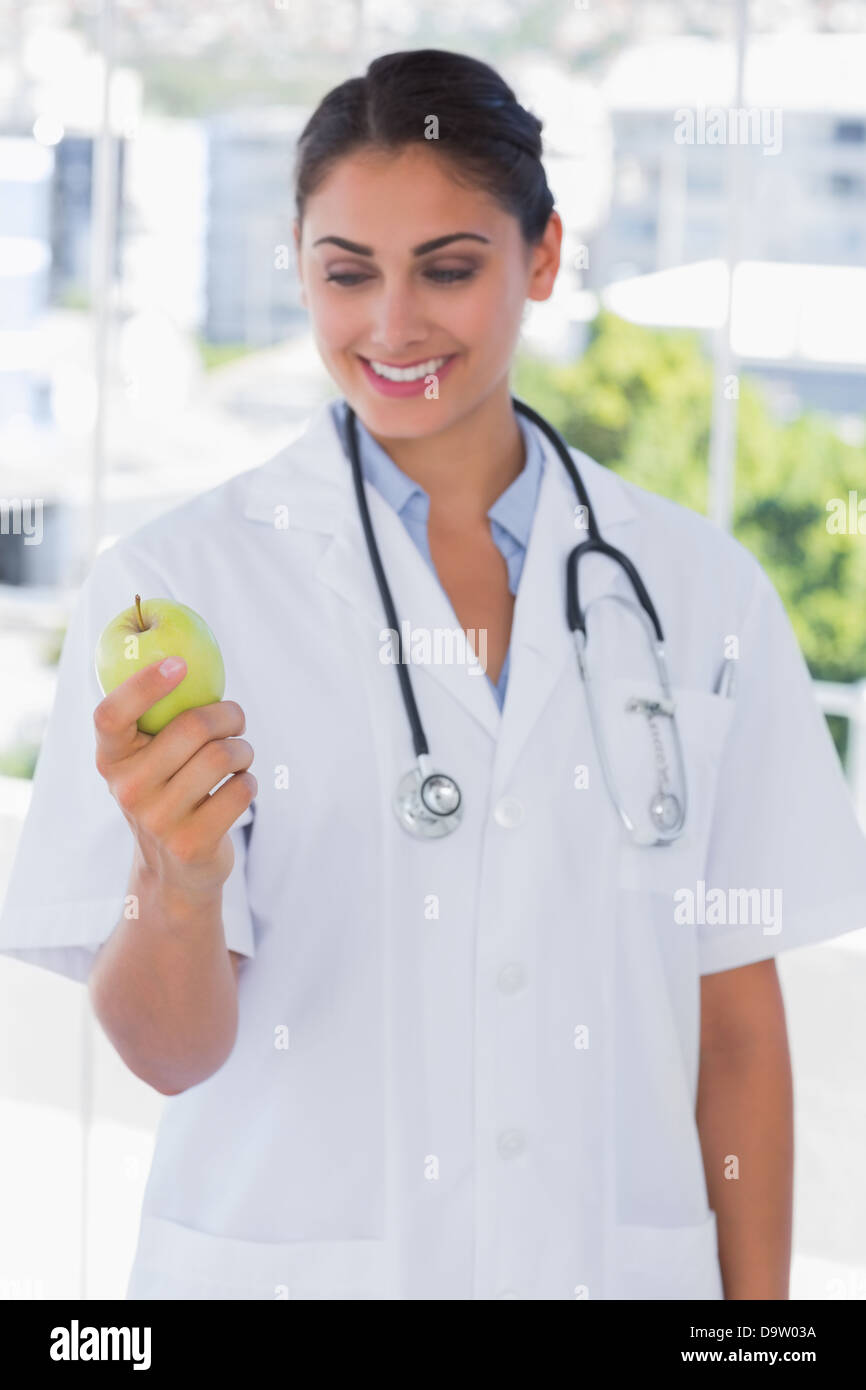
367;280;427;354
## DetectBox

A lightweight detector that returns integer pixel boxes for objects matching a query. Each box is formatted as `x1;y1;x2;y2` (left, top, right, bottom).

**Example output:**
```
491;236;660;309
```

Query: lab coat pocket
614;682;736;894
610;1210;723;1300
126;1215;393;1300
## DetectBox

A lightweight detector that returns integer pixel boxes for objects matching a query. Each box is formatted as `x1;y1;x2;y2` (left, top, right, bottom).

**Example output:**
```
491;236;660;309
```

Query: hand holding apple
92;605;254;899
95;595;225;735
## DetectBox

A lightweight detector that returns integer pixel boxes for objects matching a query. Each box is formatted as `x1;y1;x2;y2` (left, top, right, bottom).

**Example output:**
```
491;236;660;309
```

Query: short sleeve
698;563;866;974
0;541;256;984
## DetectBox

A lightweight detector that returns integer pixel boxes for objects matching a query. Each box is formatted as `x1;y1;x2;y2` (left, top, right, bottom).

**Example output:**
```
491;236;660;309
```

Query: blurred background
1;0;865;1301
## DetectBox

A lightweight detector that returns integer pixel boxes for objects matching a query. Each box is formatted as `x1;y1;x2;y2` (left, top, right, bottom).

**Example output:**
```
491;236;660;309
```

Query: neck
362;379;526;522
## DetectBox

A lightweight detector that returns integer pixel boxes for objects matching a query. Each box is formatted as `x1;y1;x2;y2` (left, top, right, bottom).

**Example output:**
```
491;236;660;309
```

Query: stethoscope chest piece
393;760;463;839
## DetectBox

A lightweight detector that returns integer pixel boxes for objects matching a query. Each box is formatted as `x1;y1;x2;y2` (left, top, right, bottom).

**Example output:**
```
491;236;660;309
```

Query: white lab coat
2;396;866;1301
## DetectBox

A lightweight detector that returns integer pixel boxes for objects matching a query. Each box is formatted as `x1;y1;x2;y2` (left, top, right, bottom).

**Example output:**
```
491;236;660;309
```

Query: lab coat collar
241;397;640;759
241;397;638;532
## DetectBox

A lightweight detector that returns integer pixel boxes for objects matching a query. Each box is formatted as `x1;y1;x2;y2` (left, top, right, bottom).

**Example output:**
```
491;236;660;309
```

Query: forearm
696;1033;794;1299
88;847;238;1095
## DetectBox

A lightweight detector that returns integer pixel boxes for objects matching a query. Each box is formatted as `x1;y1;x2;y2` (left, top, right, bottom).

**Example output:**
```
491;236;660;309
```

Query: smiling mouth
359;354;455;382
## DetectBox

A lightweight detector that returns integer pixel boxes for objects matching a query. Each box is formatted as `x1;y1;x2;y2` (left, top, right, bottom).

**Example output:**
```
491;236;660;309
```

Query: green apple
95;594;226;735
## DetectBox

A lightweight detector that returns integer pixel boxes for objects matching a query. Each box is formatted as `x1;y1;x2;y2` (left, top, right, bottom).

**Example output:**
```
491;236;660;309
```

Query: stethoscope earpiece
650;791;684;835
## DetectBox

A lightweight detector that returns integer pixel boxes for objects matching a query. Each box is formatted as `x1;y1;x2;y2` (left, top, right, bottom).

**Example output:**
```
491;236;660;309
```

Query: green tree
514;311;866;688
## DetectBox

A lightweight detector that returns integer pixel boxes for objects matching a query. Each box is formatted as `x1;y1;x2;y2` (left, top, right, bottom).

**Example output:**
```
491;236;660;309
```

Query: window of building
834;120;866;144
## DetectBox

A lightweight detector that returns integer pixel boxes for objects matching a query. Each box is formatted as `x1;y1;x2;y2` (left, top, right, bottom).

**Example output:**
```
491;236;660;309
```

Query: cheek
459;274;524;356
308;287;365;351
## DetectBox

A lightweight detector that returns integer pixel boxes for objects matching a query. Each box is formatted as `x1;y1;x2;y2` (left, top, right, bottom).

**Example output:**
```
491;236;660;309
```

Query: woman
2;49;866;1302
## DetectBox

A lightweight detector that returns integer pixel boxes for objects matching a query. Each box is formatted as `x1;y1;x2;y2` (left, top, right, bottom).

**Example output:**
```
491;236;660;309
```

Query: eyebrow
311;232;491;257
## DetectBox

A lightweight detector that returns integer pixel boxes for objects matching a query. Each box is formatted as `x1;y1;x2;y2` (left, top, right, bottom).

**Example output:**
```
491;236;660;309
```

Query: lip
358;353;458;398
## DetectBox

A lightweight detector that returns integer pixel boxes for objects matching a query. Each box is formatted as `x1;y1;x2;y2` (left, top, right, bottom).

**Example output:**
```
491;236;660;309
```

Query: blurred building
0;130;127;590
204;107;309;346
592;33;866;284
51;134;125;302
0;134;52;361
602;259;866;426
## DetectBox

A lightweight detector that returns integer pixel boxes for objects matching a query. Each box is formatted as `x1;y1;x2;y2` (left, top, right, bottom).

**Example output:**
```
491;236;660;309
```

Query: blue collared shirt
331;399;546;708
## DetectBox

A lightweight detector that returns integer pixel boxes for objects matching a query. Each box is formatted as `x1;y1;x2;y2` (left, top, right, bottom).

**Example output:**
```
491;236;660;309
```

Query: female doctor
3;49;866;1303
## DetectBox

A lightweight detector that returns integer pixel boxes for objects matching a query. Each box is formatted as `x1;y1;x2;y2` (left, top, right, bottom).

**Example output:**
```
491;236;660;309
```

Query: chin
357;397;464;439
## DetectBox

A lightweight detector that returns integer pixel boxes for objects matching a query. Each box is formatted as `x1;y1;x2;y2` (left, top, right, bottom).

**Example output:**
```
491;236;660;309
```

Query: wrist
132;846;223;925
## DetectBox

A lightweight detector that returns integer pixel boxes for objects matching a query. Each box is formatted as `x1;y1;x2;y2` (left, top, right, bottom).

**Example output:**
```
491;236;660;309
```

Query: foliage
40;626;66;667
0;742;39;780
196;340;259;372
514;312;866;689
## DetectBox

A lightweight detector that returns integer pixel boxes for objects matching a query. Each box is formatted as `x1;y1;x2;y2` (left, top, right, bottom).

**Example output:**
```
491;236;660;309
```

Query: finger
185;771;258;853
94;658;188;767
141;701;247;785
157;737;255;821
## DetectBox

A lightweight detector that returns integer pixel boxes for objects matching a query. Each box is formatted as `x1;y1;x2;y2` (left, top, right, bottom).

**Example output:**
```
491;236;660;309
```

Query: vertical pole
656;144;686;272
708;0;749;532
84;0;117;579
848;682;866;832
81;0;117;1299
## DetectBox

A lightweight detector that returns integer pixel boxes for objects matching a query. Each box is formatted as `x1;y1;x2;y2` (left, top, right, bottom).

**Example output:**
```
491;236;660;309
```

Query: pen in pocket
714;656;737;699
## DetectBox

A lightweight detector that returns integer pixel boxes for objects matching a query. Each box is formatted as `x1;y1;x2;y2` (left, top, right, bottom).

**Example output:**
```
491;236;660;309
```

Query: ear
526;209;563;305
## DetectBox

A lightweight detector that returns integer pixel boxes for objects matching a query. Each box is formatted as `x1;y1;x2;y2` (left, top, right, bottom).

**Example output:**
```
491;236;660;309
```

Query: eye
325;272;372;287
425;267;476;284
324;266;477;288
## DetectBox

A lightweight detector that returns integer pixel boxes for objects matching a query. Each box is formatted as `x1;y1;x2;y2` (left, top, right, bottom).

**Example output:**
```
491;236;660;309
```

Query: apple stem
134;594;145;631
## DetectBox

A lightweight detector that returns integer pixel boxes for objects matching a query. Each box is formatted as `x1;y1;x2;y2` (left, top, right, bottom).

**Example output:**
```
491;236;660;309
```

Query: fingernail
159;657;186;678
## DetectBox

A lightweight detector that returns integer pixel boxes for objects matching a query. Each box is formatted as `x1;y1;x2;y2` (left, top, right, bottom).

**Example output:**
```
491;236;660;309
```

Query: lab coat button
497;1128;526;1159
493;796;524;828
497;963;526;994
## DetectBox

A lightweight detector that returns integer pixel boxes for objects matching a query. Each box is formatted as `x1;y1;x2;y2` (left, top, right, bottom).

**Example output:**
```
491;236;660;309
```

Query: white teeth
368;355;449;382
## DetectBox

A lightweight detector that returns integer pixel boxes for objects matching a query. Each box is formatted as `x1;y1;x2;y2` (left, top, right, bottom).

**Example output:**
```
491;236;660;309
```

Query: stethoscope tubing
345;404;430;760
340;394;681;842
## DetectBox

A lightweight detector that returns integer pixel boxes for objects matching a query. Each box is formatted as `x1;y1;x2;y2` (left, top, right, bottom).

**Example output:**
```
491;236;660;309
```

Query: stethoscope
342;396;688;846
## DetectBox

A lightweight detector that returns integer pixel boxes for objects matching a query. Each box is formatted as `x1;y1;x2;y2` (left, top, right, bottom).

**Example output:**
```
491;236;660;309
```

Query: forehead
303;144;509;242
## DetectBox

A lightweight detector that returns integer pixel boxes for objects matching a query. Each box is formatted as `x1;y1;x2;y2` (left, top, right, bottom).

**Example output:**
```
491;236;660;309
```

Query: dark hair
293;49;555;246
